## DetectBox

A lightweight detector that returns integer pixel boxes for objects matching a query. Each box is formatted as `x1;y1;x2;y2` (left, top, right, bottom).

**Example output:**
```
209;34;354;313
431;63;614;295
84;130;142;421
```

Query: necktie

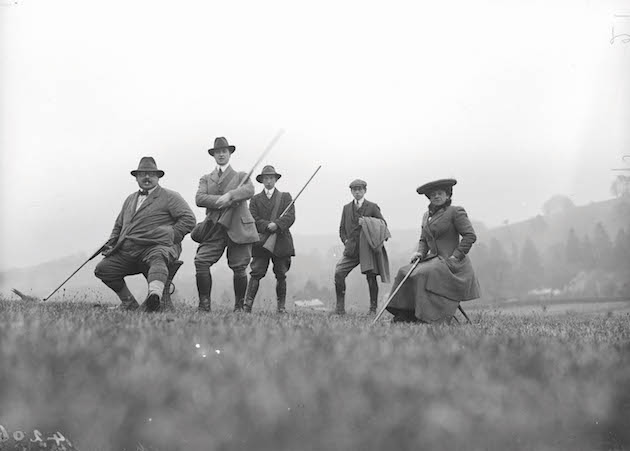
218;168;223;177
139;190;149;196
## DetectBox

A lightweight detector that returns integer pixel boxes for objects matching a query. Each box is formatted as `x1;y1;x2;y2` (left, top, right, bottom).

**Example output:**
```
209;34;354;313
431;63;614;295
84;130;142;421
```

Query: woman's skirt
385;258;460;323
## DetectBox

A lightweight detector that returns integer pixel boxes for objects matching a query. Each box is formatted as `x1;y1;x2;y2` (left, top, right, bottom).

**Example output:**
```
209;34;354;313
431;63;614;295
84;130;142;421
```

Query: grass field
1;297;629;451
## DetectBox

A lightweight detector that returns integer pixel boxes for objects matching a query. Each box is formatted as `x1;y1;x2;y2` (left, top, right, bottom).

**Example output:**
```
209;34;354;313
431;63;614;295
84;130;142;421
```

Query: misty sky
1;0;629;270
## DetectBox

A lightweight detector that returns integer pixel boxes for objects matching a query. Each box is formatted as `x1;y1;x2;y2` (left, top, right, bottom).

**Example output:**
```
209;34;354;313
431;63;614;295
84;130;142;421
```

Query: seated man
95;157;196;311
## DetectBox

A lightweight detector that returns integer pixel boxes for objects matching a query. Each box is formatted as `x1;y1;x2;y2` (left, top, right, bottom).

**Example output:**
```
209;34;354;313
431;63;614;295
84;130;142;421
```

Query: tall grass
1;298;629;451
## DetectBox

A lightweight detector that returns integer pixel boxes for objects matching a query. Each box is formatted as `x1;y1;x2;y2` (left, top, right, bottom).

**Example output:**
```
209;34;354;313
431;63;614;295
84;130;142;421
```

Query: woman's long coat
386;205;480;322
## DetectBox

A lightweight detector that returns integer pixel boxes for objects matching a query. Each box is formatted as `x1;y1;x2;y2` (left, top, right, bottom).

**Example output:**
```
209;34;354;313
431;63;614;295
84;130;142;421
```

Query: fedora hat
130;156;165;178
416;178;457;197
208;137;236;156
256;165;282;183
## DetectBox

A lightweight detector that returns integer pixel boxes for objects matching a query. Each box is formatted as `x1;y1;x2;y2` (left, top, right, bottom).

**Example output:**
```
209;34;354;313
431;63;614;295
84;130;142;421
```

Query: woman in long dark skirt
386;178;480;323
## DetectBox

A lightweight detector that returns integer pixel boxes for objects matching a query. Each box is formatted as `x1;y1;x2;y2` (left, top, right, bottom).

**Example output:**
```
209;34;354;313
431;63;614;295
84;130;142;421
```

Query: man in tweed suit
194;137;259;312
333;179;386;314
95;157;196;311
244;165;295;313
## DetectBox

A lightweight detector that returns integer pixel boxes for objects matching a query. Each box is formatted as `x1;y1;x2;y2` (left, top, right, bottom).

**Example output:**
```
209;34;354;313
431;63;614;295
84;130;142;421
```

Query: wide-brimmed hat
256;165;282;183
416;178;457;197
349;179;367;189
130;156;165;178
208;137;236;156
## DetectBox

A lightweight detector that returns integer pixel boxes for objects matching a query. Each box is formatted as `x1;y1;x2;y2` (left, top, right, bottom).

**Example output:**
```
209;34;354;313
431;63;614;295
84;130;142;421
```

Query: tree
613;229;630;272
519;238;544;291
591;222;614;270
542;195;575;216
610;175;630;198
565;228;581;263
581;235;596;270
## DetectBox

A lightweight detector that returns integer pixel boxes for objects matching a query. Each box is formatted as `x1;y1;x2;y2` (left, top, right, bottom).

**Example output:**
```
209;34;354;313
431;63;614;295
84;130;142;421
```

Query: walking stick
372;258;420;324
42;242;108;301
262;165;322;253
458;305;472;323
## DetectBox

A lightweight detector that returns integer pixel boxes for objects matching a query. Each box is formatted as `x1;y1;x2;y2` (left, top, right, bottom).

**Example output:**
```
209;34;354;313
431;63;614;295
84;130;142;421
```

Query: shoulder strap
270;192;283;221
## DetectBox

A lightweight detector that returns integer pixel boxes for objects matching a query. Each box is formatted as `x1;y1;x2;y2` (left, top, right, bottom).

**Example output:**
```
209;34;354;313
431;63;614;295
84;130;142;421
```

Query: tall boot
334;282;346;315
233;274;248;312
196;272;212;312
276;278;287;313
367;275;378;314
116;283;139;311
244;278;260;313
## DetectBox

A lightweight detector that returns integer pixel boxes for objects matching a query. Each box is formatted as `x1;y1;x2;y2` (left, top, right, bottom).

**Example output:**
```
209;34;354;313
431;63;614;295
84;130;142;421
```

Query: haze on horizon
1;0;629;270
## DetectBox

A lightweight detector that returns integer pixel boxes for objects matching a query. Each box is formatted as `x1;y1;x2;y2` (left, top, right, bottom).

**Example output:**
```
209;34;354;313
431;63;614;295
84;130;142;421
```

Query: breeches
194;228;251;277
250;254;291;281
94;244;174;292
334;254;376;288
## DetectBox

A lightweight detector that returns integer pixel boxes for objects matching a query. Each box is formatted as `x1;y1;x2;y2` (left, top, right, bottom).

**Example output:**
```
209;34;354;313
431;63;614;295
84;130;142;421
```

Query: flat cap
349;179;367;189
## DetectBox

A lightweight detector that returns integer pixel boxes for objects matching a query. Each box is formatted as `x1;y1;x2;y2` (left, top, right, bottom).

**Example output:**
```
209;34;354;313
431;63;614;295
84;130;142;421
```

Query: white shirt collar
355;198;365;207
265;187;276;197
217;163;230;172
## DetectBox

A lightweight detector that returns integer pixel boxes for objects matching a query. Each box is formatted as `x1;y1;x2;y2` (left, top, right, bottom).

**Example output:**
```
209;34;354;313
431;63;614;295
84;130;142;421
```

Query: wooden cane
372;258;420;324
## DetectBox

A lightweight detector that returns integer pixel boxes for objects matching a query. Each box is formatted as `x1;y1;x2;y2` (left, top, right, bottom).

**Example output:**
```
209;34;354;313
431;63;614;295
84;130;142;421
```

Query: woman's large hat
208;137;236;155
130;156;165;178
416;178;457;196
256;165;282;183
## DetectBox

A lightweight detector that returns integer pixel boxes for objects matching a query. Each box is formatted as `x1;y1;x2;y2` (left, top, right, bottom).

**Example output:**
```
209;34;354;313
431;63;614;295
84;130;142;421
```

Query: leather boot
334;283;346;315
116;284;139;311
233;275;248;312
276;278;287;313
244;278;260;313
196;273;212;312
367;275;378;314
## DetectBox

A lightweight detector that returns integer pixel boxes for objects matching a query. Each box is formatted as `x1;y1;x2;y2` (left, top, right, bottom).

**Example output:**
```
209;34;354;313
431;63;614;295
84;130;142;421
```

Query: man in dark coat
95;157;196;311
194;137;259;312
244;165;295;313
334;179;386;314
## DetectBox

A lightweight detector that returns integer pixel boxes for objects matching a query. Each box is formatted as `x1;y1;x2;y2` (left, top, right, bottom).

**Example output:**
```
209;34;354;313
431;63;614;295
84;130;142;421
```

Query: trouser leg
227;240;252;312
333;255;360;314
94;253;141;310
244;255;269;312
367;273;378;313
273;256;291;313
194;232;228;312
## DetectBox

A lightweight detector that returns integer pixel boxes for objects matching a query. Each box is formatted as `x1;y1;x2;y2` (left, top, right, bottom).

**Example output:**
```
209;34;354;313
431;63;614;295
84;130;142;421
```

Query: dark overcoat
195;166;258;244
339;200;384;258
250;190;295;258
106;185;196;260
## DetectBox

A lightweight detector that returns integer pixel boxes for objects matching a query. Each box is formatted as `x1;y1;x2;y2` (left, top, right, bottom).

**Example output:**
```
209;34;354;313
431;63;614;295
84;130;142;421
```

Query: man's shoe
118;298;139;311
145;293;160;312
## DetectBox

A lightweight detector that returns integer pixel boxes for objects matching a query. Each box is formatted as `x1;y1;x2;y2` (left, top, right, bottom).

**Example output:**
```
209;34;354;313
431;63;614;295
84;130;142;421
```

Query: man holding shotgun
194;137;259;312
244;165;296;313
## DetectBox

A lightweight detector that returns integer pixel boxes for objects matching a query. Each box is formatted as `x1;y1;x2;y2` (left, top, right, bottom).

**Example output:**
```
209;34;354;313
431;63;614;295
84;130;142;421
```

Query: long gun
262;165;322;253
191;129;285;243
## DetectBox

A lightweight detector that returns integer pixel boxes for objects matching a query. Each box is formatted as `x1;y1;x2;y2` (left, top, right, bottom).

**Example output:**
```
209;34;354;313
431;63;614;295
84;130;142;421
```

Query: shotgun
262;165;322;253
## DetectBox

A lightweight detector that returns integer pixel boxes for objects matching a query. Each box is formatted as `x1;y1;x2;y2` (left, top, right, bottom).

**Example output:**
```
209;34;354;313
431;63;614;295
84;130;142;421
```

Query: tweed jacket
106;185;196;256
418;205;480;301
250;189;296;258
195;166;258;244
339;199;384;258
